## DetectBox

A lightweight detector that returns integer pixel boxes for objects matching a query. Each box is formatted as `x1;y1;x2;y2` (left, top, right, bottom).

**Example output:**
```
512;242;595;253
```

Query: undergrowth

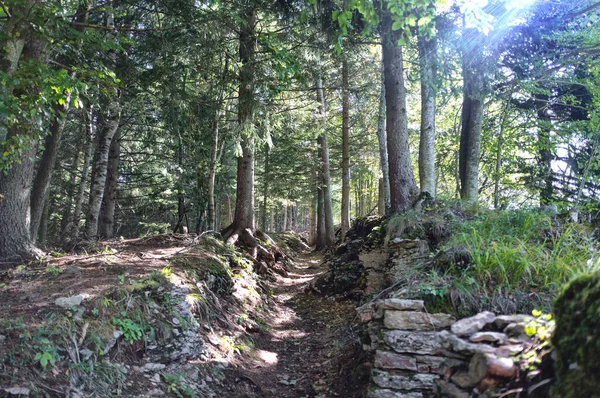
392;209;598;316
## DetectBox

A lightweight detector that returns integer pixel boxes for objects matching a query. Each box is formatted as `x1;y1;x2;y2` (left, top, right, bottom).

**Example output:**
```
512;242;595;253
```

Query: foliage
552;272;600;397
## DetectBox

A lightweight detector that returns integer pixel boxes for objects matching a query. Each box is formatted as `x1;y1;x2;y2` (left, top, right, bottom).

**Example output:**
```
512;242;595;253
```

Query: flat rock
450;370;473;388
435;379;469;398
383;330;442;355
437;331;496;356
378;299;425;312
4;387;30;396
416;355;446;373
384;311;455;331
374;351;417;371
494;314;533;329
450;311;495;336
469;332;508;344
55;295;86;308
143;363;166;372
372;369;437;391
367;388;424;398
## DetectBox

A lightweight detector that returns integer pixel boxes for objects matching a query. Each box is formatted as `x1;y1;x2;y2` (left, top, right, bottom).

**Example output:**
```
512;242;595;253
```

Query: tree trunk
315;183;326;251
536;95;554;205
85;7;122;238
341;57;351;242
85;97;121;238
261;146;270;232
59;141;81;236
376;61;391;213
30;100;71;241
459;29;486;206
208;60;229;231
309;192;316;245
316;76;335;247
29;3;89;241
494;101;510;209
0;9;46;259
381;10;417;213
99;128;121;238
222;8;256;244
63;106;94;243
418;33;437;198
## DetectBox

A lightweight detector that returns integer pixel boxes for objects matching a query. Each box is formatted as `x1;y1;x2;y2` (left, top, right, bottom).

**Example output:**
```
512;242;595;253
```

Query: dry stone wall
357;299;546;397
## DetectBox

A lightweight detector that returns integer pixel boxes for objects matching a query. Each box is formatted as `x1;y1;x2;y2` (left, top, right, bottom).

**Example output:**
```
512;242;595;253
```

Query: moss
132;279;160;292
551;272;600;397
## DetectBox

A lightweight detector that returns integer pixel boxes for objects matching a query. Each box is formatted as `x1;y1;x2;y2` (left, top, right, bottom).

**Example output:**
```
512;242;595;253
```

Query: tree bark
376;60;391;213
29;2;89;241
459;29;486;206
0;6;46;259
341;57;351;242
222;8;256;244
208;60;229;231
381;10;417;213
85;7;122;238
315;181;326;251
536;95;554;205
85;97;121;238
418;33;437;198
99;128;121;238
261;146;270;232
63;105;94;243
316;76;335;247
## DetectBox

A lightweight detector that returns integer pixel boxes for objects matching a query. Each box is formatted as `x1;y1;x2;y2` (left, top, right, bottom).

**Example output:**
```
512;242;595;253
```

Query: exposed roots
221;224;290;278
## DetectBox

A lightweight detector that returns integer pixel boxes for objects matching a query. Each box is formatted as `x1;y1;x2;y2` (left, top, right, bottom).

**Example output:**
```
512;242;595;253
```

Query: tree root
221;224;290;278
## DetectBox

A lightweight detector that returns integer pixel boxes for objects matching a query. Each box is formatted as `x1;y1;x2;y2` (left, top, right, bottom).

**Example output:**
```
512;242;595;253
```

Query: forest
1;0;600;397
0;0;598;257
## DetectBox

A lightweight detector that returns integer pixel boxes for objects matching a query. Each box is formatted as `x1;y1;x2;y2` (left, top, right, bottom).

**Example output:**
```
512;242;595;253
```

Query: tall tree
0;1;48;259
222;7;257;244
418;31;437;198
381;8;418;213
458;27;486;206
340;57;351;241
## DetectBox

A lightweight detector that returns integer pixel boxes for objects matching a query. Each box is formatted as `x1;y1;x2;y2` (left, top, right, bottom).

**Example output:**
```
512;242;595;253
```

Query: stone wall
357;299;547;397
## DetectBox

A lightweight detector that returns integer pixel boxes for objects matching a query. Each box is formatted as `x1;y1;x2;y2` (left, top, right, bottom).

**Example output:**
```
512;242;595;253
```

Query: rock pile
358;299;552;397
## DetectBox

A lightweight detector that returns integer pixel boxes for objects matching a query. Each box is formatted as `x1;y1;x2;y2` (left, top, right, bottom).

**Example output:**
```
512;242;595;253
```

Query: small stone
374;351;417;371
0;335;6;342
435;379;469;398
384;311;455;331
172;317;181;325
55;295;85;308
504;322;526;337
450;370;473;388
451;311;495;336
153;373;161;383
383;330;442;355
416;355;446;373
437;331;496;356
377;298;425;312
173;328;181;336
113;330;123;339
372;369;437;391
80;348;94;360
494;314;533;330
143;363;166;372
4;387;30;396
367;388;423;398
469;332;508;344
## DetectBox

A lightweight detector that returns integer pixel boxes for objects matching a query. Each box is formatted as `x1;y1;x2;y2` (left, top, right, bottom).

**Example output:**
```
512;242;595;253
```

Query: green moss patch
552;272;600;397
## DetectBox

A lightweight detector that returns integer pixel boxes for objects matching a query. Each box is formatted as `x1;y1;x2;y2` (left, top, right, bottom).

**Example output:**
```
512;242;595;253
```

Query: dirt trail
223;252;367;398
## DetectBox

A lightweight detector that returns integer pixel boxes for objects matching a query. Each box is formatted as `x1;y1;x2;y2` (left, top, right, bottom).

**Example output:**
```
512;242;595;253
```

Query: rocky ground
0;234;369;397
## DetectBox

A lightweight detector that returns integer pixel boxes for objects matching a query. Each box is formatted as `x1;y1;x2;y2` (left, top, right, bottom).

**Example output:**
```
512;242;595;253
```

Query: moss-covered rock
552;272;600;397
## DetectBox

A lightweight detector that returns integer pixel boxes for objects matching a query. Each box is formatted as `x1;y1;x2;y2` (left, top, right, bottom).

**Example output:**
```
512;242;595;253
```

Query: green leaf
392;20;403;31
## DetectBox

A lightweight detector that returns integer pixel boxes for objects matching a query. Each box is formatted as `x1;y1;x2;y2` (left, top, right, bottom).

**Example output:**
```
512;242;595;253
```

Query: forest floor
0;235;368;397
218;252;368;398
